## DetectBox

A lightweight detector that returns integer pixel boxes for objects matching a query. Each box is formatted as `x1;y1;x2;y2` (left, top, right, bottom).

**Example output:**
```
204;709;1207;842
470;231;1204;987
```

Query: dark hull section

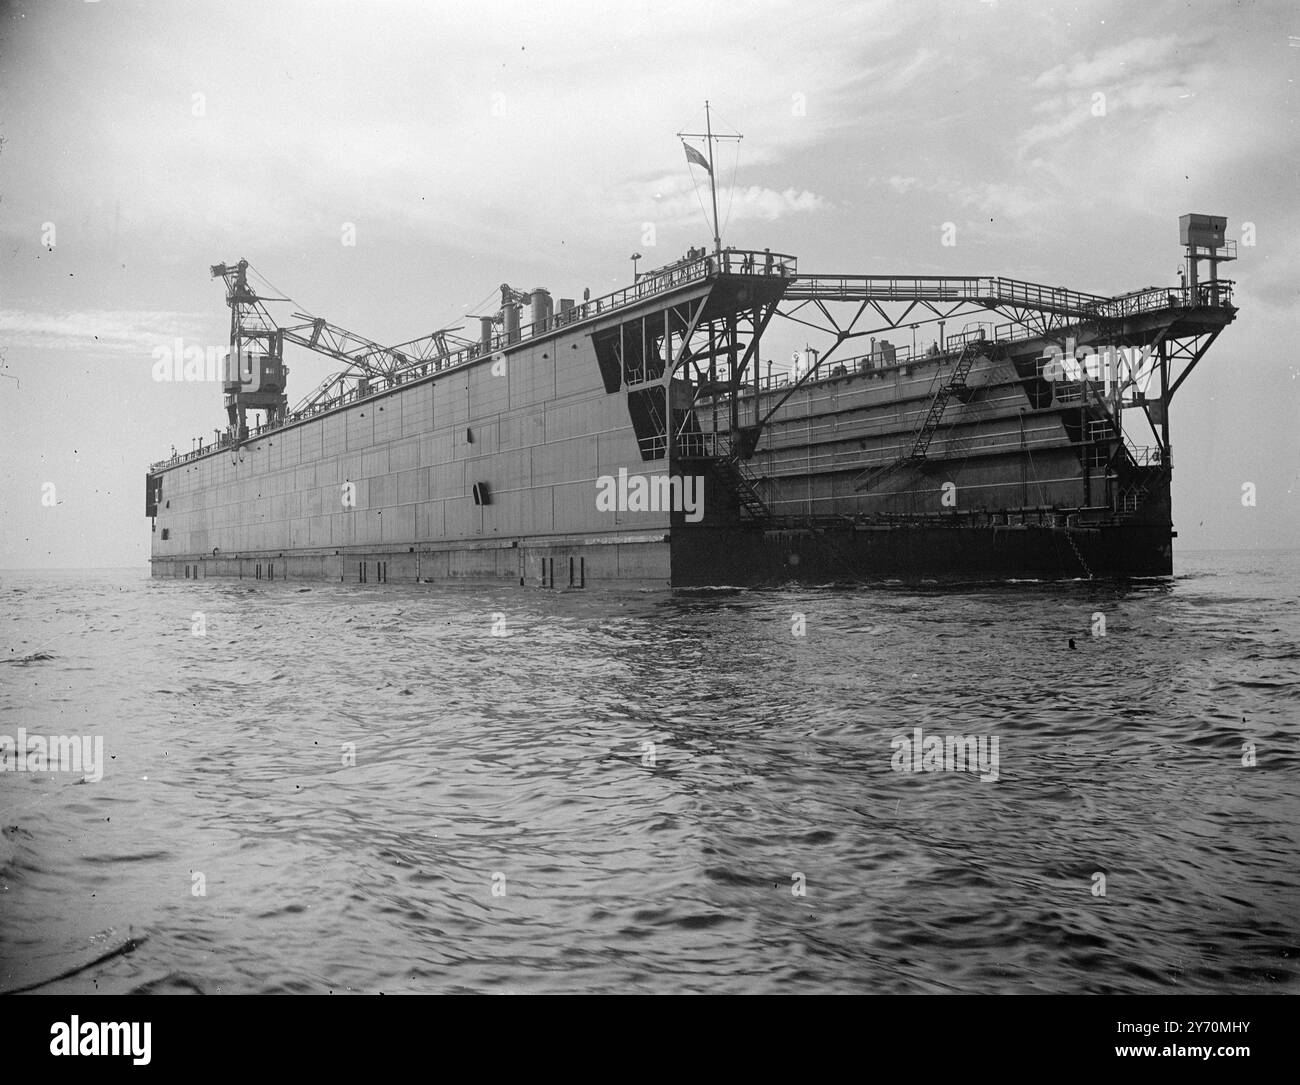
670;521;1173;585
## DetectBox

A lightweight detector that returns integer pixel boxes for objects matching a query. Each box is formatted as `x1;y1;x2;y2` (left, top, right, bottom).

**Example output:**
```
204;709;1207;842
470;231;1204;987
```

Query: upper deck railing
150;248;797;471
785;274;1235;320
558;248;796;328
785;275;1109;316
1087;280;1235;318
150;254;1231;473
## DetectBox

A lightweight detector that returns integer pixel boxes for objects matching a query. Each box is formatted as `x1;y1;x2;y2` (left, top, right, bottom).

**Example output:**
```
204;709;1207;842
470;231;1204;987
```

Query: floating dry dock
147;215;1237;587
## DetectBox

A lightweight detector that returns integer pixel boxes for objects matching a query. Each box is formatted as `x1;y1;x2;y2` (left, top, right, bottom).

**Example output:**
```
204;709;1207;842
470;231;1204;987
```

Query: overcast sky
1;0;1296;567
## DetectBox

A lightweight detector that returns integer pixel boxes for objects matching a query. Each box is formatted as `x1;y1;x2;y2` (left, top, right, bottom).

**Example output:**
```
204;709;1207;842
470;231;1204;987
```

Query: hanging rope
720;137;741;241
708;106;743;241
246;264;299;309
465;285;501;319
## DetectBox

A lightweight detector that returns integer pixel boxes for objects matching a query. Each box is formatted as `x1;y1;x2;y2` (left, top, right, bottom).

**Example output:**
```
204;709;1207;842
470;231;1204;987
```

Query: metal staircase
638;383;769;520
709;432;771;521
854;341;986;492
912;340;983;456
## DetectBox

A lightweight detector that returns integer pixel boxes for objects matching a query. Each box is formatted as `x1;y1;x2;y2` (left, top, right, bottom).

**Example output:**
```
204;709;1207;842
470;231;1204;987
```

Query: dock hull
148;251;1231;590
152;516;1172;587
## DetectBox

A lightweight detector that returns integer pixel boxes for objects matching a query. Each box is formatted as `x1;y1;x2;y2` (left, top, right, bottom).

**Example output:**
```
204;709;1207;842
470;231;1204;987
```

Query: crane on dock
210;258;474;439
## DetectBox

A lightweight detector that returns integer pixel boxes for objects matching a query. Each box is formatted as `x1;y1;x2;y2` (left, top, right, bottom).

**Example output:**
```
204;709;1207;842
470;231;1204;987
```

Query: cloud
0;309;207;355
1015;107;1094;155
714;185;829;224
1018;35;1207;158
0;0;900;262
876;175;1056;227
614;173;828;234
1032;36;1184;91
878;47;941;95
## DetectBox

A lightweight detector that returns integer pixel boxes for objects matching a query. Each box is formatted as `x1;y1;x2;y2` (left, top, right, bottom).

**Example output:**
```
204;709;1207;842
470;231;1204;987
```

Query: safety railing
784;274;987;303
152;444;218;470
785;274;1110;316
640;431;733;459
1187;239;1238;261
985;277;1109;316
786;272;1236;321
1125;444;1162;467
556;248;796;329
1087;280;1235;319
153;249;797;470
1086;418;1115;442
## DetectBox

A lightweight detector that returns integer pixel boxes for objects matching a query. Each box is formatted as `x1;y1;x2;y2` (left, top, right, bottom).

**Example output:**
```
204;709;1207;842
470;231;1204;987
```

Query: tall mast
705;101;721;256
678;102;741;257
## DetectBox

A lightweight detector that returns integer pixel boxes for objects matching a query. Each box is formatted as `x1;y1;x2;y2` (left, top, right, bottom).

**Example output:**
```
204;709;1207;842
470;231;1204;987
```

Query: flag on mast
682;141;712;174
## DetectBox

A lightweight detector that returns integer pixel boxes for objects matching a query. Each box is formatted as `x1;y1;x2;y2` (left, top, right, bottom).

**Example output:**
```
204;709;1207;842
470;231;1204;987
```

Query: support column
1159;339;1171;464
727;312;739;440
664;307;673;463
708;323;717;440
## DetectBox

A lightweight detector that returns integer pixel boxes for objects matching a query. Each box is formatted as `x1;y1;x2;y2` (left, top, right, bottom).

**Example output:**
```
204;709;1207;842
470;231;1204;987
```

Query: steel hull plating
152;517;1172;587
670;519;1174;586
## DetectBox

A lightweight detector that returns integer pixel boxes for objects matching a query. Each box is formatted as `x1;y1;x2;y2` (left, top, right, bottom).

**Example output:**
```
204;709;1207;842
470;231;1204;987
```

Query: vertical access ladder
854;341;986;491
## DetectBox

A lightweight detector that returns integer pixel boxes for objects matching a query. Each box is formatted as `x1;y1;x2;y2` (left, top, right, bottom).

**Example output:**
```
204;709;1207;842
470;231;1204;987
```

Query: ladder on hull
854;341;986;492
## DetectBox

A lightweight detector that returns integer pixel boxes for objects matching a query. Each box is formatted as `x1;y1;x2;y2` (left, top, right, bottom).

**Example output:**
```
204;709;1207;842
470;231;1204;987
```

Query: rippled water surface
2;551;1298;994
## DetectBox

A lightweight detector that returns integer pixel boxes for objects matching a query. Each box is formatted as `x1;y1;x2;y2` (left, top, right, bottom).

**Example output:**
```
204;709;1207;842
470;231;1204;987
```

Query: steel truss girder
215;259;475;418
281;315;474;377
661;297;711;457
784;275;1108;318
665;298;769;381
1166;327;1223;401
670;298;779;446
773;295;1040;349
